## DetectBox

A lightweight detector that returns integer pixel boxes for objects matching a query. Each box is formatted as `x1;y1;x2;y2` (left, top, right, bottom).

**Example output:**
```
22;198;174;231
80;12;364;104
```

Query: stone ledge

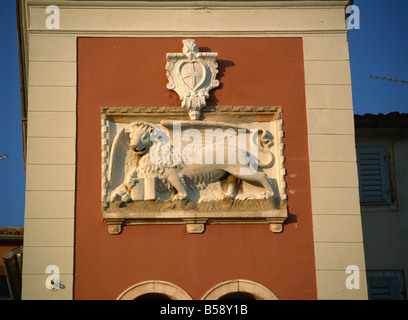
103;200;288;234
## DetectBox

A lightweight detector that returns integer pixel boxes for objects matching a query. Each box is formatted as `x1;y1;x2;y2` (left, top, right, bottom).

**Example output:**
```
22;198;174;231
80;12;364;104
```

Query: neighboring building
16;0;368;300
0;228;23;300
355;112;408;300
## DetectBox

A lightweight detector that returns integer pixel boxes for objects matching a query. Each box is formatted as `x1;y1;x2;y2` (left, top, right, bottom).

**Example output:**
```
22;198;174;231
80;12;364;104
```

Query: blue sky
349;0;408;115
0;0;407;228
1;0;26;228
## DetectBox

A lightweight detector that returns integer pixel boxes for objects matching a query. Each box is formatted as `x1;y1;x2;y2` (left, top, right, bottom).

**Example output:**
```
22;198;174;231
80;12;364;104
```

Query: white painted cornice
26;0;351;9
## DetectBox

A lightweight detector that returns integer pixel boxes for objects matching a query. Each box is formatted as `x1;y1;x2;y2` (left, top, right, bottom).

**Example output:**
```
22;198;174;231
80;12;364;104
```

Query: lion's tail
254;128;275;169
258;148;275;168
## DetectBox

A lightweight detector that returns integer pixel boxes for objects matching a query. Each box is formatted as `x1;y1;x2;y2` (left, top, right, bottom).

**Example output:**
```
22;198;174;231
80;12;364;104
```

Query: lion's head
125;121;155;156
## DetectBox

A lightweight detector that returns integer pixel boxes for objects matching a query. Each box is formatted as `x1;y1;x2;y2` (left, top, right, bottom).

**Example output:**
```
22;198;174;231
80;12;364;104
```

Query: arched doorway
134;293;172;300
117;280;193;300
201;279;279;300
218;292;257;300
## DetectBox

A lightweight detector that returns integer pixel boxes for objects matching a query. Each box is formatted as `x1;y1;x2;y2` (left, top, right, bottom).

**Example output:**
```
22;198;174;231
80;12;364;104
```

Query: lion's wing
108;127;131;191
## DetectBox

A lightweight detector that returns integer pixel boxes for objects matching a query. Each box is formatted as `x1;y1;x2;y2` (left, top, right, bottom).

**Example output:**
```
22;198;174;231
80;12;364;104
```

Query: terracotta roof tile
355;112;408;120
0;228;24;236
354;112;408;128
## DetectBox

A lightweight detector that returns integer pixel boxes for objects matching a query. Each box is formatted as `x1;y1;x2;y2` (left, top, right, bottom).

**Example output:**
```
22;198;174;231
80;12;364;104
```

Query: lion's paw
215;193;227;201
216;193;235;201
235;194;256;201
256;192;273;199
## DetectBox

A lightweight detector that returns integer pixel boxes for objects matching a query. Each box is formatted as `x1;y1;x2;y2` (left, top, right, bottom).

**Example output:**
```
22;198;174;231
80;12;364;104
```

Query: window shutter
356;146;391;205
367;276;401;300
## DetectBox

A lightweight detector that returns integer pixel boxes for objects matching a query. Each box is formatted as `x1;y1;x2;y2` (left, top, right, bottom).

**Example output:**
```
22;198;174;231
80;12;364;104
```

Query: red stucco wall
75;37;316;300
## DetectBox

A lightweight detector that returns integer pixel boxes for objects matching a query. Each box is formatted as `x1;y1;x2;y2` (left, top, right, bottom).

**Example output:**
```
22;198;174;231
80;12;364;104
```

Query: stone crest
166;39;219;120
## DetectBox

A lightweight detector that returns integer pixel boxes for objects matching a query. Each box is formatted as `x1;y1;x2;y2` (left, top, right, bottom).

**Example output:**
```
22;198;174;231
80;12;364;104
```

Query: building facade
355;113;408;300
17;0;367;300
0;228;23;300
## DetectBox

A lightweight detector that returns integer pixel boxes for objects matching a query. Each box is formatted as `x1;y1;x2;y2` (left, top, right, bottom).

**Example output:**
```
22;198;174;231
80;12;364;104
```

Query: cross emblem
181;62;204;90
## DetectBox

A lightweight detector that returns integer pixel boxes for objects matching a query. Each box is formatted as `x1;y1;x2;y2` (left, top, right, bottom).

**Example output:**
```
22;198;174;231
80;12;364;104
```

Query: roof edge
354;112;408;128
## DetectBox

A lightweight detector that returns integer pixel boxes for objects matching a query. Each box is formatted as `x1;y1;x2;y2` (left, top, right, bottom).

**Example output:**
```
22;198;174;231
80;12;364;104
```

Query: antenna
370;75;408;88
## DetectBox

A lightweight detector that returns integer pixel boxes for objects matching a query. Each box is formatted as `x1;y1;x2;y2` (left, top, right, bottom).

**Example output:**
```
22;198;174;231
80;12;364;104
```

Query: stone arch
201;279;279;300
117;280;193;300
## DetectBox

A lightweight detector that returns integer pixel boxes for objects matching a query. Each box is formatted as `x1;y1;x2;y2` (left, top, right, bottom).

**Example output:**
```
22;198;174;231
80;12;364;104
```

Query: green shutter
356;146;391;205
367;276;401;300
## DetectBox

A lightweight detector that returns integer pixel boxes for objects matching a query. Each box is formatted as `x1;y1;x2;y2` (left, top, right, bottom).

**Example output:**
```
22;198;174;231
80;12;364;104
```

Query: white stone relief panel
101;106;287;234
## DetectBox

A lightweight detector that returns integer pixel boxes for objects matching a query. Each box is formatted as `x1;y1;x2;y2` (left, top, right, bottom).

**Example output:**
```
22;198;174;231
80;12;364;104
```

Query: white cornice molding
21;0;350;35
26;0;351;9
26;7;349;32
27;29;348;36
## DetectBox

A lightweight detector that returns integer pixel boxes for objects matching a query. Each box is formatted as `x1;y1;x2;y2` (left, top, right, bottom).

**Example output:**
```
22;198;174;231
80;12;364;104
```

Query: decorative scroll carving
101;106;287;234
166;39;219;120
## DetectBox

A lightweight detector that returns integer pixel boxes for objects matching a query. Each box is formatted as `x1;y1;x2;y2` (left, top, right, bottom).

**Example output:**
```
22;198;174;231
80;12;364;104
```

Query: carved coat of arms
166;39;219;120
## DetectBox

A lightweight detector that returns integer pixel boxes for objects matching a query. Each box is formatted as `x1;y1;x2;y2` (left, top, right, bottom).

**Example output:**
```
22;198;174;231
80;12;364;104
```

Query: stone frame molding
201;279;279;300
117;280;193;300
117;279;278;300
